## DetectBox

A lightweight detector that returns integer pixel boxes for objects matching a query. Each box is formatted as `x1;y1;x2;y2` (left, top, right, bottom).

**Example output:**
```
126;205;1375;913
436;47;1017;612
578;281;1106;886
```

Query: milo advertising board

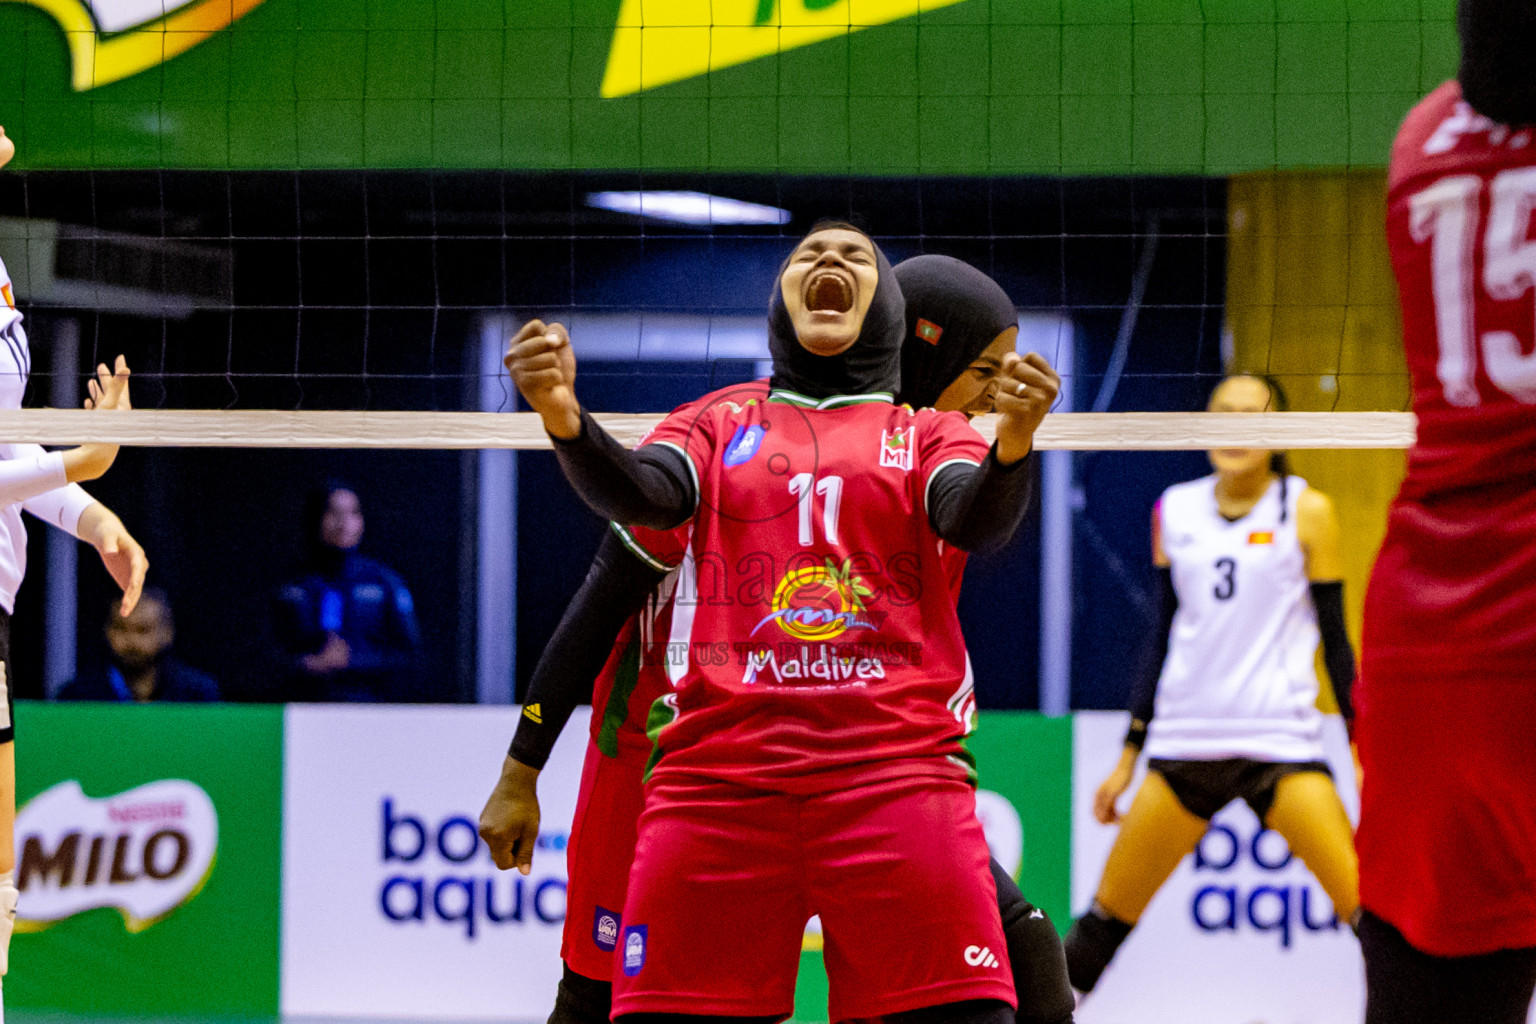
10;703;283;1017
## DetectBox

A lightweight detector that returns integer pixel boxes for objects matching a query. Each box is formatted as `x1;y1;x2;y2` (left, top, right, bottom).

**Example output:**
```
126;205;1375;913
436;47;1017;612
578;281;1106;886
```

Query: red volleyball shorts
610;772;1015;1020
1356;672;1536;957
562;740;648;982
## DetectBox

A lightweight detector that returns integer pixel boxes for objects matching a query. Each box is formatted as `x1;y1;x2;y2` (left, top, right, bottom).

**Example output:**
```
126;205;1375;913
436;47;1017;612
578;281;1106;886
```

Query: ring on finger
1014;381;1027;397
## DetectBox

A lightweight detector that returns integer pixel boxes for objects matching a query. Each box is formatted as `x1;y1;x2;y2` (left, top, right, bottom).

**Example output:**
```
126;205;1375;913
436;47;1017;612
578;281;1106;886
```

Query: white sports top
0;256;97;614
1143;474;1325;763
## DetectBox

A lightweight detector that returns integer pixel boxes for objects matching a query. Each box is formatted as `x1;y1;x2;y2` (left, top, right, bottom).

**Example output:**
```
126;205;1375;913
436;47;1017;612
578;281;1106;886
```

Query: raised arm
0;357;130;507
478;528;668;874
927;351;1058;551
506;320;695;529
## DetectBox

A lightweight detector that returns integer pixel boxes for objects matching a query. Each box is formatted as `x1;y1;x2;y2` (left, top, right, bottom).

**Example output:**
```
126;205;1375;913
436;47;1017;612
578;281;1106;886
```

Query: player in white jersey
1063;374;1361;995
0;123;149;981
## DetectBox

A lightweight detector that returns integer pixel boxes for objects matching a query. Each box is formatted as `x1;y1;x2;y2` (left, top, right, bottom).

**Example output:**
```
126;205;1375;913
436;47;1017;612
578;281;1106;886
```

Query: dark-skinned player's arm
505;319;695;529
928;351;1060;552
478;529;667;875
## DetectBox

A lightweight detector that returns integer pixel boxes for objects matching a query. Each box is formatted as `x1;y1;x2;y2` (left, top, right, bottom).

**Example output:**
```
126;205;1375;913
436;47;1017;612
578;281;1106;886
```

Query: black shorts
1147;757;1331;823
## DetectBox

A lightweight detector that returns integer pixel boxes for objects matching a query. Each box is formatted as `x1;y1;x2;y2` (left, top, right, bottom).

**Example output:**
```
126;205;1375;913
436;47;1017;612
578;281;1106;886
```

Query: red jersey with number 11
1364;81;1536;680
634;386;988;793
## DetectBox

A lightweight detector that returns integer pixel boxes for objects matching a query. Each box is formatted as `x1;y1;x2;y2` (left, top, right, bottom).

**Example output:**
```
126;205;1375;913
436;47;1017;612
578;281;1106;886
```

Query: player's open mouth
805;270;853;314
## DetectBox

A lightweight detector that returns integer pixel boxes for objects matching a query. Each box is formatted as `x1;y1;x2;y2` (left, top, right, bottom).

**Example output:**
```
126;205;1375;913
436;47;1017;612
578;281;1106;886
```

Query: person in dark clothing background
272;482;422;702
58;589;220;703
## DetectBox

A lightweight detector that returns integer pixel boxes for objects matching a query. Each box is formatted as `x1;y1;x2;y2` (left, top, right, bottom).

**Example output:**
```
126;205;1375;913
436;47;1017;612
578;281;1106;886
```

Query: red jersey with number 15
633;385;988;793
1363;81;1536;680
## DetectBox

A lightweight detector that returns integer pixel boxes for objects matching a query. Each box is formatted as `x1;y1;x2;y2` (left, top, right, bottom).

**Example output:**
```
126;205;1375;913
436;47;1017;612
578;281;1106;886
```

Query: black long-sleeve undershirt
550;410;695;530
1310;580;1357;725
1125;567;1176;751
550;409;1036;553
508;529;666;769
926;446;1036;552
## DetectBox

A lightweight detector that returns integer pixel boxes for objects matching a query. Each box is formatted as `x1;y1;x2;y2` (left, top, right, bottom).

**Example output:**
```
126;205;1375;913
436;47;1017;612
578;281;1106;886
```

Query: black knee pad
1063;906;1133;995
880;998;1014;1024
1005;906;1075;1024
988;859;1074;1023
549;966;612;1024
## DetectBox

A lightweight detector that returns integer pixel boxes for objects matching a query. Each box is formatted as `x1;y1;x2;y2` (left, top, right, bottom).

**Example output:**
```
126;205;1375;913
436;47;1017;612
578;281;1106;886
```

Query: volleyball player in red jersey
480;254;1073;1024
507;224;1057;1024
1356;3;1536;1021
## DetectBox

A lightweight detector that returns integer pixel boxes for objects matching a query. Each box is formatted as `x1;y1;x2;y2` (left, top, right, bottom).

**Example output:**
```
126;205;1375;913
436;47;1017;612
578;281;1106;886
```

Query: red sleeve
914;409;990;511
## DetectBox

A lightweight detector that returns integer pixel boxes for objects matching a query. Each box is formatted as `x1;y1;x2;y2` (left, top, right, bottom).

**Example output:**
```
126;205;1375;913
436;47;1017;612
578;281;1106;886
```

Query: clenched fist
479;756;542;875
993;351;1060;465
506;319;581;440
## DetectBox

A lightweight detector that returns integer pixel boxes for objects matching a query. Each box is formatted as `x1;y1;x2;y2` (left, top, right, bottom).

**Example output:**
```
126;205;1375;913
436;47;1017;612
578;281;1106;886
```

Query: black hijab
767;225;905;400
893;255;1018;409
1459;0;1536;126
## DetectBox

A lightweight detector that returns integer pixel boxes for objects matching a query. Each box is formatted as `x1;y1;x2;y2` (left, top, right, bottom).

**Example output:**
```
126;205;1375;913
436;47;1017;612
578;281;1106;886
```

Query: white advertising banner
281;705;590;1020
1072;711;1364;1024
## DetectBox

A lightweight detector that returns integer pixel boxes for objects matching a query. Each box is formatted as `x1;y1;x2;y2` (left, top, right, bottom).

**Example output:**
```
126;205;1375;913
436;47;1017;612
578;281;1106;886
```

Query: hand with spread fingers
993;351;1060;465
62;356;131;484
505;319;581;441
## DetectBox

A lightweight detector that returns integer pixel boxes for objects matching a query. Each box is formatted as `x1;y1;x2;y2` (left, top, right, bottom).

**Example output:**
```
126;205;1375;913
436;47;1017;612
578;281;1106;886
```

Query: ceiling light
587;191;791;227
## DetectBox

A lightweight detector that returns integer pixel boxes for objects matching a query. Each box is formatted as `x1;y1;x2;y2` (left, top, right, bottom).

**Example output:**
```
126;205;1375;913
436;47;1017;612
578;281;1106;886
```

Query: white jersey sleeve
0;449;67;505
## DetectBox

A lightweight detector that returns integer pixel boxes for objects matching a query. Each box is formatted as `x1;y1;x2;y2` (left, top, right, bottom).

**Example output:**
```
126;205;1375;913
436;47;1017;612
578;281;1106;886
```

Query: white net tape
0;410;1416;450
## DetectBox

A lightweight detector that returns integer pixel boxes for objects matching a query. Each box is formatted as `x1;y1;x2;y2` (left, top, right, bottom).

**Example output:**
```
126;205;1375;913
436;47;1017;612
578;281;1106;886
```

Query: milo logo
16;780;218;932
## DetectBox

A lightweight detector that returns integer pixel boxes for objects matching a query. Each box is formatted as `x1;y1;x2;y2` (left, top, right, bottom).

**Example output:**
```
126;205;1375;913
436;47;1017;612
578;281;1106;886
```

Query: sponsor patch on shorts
593;906;621;952
622;924;647;976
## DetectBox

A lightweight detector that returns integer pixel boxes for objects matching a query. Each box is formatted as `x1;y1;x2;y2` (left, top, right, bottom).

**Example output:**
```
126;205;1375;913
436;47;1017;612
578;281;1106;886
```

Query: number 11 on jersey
790;473;843;546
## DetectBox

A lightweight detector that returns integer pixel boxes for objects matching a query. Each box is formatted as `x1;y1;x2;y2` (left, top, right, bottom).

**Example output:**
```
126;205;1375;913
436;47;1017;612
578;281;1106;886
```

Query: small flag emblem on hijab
915;318;943;344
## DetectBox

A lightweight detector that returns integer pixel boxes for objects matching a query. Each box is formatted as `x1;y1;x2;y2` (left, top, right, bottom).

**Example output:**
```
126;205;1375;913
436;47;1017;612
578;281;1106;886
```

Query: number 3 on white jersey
1409;167;1536;406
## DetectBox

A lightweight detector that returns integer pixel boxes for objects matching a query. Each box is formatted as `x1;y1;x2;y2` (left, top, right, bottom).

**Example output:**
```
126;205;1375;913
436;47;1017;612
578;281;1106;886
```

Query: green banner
9;703;283;1017
0;0;1456;174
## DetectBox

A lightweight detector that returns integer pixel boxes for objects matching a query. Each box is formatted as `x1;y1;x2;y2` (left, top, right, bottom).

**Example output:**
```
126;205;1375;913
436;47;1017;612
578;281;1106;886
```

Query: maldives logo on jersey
751;559;875;641
880;427;914;471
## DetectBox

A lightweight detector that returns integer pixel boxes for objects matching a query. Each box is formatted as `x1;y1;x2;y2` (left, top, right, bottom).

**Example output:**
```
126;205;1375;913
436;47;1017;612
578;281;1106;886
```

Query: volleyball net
0;168;1413;452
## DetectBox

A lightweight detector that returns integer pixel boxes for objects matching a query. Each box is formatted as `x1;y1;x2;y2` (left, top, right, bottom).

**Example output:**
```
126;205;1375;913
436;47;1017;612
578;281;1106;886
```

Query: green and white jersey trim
642;692;681;782
923;456;984;515
610;522;676;573
767;389;894;409
649;440;699;514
